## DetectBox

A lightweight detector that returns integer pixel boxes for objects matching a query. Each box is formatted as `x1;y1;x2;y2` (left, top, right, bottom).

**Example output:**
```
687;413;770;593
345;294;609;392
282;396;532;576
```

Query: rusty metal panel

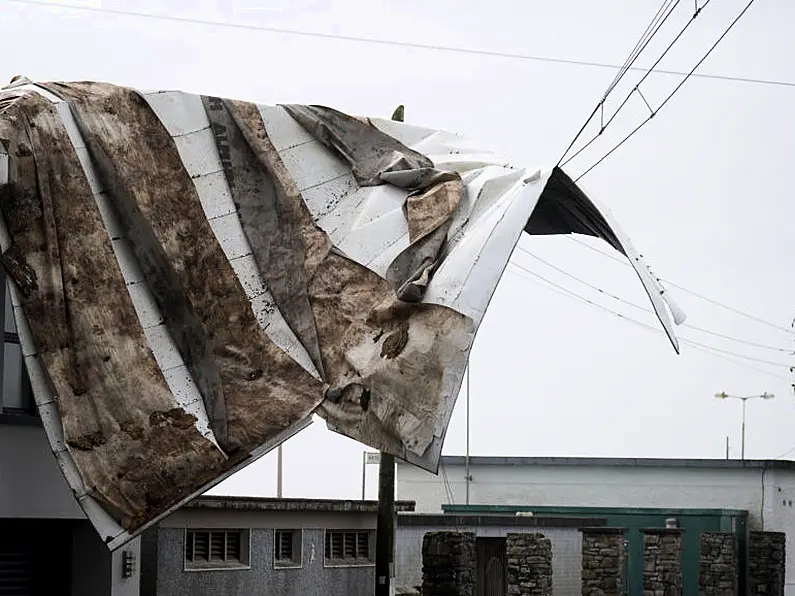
0;79;684;549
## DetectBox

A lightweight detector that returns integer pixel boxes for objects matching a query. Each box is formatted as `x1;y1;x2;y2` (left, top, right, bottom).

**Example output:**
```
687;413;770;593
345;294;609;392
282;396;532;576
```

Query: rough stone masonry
506;532;553;596
699;532;738;596
748;531;785;596
421;531;476;596
580;527;626;596
642;528;684;596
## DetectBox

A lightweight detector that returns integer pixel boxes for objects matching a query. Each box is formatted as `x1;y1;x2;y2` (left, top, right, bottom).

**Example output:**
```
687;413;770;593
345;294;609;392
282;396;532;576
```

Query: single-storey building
139;496;415;596
397;455;795;595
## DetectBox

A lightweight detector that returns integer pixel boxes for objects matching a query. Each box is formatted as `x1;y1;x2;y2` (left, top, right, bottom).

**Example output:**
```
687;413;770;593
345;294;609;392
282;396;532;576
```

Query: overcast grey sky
1;0;793;500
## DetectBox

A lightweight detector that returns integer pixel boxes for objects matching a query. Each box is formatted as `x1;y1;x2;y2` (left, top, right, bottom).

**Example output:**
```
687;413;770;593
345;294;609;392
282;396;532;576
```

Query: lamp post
714;391;775;459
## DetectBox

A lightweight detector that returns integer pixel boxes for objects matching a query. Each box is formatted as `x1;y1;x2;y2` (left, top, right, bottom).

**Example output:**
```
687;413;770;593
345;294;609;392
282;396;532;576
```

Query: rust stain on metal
47;82;326;454
0;89;229;531
203;96;327;379
211;99;472;458
380;321;409;359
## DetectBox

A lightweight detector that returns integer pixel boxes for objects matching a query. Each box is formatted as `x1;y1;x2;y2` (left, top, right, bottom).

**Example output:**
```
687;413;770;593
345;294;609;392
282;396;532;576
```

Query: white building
397;455;795;595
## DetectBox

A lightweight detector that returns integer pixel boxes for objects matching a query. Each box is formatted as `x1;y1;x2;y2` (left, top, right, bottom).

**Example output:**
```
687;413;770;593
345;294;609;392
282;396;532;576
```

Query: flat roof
186;496;416;513
398;513;606;529
399;456;795;471
442;505;749;517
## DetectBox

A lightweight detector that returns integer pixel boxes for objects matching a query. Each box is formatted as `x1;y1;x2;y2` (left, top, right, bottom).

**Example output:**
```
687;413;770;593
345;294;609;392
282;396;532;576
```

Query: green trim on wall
441;504;749;596
442;504;747;516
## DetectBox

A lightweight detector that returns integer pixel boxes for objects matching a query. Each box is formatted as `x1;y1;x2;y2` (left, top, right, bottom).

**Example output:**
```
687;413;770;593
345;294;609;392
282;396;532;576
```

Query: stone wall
642;528;684;596
580;528;626;596
699;532;737;596
421;531;475;596
748;531;785;596
506;533;553;596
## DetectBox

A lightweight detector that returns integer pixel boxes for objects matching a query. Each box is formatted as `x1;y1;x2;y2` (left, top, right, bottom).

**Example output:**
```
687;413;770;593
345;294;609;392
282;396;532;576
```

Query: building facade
397;456;795;596
395;513;604;595
0;277;141;596
140;496;415;596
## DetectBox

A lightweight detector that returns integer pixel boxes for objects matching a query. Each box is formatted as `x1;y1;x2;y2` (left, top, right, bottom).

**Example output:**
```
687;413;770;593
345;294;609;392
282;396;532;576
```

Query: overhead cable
514;246;793;353
3;0;791;89
575;0;758;181
565;235;795;335
506;260;792;374
559;0;685;166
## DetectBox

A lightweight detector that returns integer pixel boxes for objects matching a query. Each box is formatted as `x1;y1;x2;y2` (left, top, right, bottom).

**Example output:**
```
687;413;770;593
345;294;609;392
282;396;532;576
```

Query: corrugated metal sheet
0;78;684;549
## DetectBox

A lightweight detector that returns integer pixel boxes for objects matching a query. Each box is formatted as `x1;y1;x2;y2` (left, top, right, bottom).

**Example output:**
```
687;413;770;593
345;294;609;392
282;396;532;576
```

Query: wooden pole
375;103;404;596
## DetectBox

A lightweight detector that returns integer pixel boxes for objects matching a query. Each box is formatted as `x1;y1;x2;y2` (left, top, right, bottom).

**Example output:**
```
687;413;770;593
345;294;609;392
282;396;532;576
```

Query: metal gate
476;537;507;596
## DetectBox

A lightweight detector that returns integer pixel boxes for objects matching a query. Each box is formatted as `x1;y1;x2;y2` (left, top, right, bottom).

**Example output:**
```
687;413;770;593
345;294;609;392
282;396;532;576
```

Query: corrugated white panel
145;92;320;379
258;105;314;151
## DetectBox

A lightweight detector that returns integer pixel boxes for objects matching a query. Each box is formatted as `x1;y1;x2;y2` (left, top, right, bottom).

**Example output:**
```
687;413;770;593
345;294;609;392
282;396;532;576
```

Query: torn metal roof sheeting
0;78;684;549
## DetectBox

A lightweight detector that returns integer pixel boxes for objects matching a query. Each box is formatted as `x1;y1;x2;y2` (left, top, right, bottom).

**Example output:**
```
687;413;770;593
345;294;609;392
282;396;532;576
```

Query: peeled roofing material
0;79;684;548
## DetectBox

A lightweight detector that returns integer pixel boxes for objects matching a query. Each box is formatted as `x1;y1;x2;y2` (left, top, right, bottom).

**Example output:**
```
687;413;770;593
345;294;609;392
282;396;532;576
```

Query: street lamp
714;391;775;460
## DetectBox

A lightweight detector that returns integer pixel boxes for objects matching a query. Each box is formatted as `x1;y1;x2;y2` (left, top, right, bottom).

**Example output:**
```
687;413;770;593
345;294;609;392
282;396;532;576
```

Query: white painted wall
398;460;795;595
400;461;762;520
762;468;795;595
111;538;141;596
0;424;83;518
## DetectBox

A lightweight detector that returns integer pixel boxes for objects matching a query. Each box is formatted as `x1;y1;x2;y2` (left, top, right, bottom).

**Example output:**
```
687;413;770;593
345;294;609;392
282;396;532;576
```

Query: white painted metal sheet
0;80;683;549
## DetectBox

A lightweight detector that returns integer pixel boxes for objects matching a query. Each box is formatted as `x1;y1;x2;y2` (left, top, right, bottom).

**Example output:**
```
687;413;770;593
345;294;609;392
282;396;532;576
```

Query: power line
560;0;684;166
4;0;794;90
565;235;795;335
604;0;680;99
505;262;790;382
514;246;793;353
505;260;792;375
575;0;758;181
774;444;795;460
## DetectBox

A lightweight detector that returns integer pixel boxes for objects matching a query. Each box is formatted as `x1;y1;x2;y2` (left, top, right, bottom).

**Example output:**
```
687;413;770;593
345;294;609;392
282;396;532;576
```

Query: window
324;530;373;566
185;529;249;570
0;278;36;421
274;529;302;568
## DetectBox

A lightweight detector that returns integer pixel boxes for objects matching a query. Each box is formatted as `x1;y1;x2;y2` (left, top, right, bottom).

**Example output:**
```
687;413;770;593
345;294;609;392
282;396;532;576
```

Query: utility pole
375;103;404;596
715;391;775;460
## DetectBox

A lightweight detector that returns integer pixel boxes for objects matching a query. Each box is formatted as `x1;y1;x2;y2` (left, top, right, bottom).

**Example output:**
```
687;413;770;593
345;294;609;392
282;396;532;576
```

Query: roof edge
401;456;795;471
185;496;416;513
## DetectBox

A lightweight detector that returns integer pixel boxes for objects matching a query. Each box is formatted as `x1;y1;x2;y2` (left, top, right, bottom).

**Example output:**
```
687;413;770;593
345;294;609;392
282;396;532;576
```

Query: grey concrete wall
155;527;373;596
112;538;141;596
140;527;159;596
0;425;83;518
161;507;376;530
395;525;581;596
